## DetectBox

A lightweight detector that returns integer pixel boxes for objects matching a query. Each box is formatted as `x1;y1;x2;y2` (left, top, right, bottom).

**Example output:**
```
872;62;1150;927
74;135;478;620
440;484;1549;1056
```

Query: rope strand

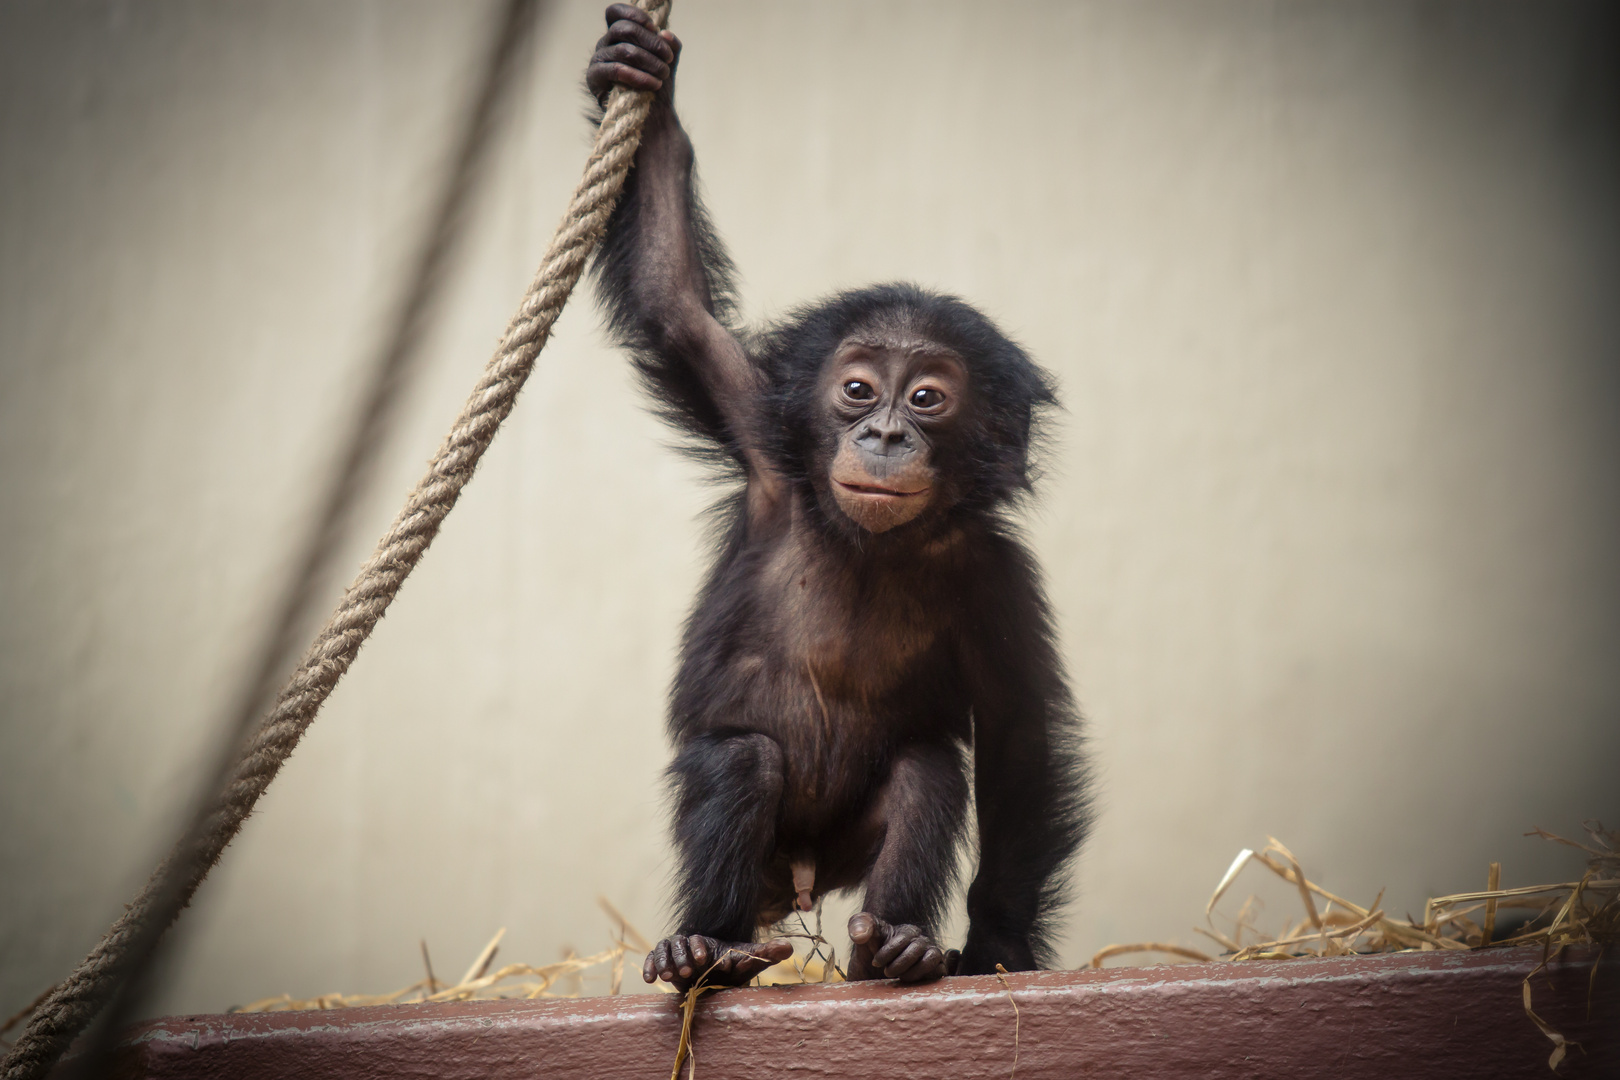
0;3;669;1077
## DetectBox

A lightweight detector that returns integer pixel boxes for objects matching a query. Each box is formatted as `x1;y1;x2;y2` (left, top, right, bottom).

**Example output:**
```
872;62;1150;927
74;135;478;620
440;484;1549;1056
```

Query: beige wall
2;0;1616;1018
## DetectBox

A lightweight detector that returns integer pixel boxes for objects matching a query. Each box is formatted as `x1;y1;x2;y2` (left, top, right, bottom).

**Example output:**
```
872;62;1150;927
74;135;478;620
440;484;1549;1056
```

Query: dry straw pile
1090;822;1617;1070
1094;822;1618;966
227;899;840;1014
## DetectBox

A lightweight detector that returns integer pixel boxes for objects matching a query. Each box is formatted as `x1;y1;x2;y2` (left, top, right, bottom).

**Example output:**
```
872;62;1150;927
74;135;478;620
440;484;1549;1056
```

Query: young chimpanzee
587;5;1088;988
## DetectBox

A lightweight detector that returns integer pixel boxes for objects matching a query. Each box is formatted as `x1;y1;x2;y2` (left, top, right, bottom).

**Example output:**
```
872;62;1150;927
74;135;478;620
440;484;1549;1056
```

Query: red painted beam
106;946;1615;1079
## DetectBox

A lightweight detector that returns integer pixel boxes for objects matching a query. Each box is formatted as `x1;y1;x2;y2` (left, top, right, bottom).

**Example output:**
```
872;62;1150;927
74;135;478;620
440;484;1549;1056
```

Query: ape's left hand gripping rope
1;3;670;1077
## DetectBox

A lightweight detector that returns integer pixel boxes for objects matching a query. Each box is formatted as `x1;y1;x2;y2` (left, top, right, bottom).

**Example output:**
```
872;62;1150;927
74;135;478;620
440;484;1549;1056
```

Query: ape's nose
855;419;914;457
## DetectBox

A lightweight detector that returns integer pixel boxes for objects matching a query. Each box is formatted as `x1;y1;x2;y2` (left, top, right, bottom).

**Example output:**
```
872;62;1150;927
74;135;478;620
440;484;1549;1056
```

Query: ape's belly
759;668;895;836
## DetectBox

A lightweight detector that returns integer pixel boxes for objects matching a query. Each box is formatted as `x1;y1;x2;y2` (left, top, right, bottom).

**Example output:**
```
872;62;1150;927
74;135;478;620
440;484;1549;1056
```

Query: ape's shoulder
957;518;1043;575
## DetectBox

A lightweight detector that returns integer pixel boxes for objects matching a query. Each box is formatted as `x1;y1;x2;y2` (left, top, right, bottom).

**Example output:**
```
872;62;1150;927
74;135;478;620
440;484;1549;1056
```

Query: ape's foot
642;935;793;991
956;931;1037;976
847;913;949;983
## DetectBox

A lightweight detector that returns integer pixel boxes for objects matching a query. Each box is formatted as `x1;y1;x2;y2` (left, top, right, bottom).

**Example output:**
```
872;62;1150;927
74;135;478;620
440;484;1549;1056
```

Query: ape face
819;336;969;534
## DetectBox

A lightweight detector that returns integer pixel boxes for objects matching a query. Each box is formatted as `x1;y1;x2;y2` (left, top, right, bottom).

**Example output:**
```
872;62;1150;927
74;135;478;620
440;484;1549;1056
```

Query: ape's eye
843;380;876;401
910;387;946;410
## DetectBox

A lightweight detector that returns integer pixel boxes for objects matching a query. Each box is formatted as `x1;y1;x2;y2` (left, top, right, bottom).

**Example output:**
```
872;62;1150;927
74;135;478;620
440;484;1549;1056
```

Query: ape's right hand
642;934;793;991
586;3;681;105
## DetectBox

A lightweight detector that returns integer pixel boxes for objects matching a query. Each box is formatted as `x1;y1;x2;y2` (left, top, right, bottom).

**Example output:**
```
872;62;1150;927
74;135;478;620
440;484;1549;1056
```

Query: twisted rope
1;3;669;1077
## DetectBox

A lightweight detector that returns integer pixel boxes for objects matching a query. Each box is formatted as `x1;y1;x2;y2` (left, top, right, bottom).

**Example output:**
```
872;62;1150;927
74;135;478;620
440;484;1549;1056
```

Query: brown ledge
107;945;1616;1079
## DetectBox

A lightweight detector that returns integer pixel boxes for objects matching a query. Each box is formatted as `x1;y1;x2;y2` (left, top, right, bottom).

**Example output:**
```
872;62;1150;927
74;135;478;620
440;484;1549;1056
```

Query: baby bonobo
586;5;1087;989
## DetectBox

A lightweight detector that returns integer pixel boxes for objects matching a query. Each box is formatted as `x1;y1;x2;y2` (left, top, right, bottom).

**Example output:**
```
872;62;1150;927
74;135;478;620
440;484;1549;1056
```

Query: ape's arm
957;538;1090;973
589;5;778;487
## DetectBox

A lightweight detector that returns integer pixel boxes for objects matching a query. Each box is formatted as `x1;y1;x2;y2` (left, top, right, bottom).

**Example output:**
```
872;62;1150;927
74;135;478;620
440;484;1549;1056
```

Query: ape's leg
846;741;969;982
644;732;793;989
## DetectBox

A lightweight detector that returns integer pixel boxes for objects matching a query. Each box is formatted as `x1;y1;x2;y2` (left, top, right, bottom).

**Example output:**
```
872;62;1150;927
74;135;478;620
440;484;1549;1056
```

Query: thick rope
1;3;669;1077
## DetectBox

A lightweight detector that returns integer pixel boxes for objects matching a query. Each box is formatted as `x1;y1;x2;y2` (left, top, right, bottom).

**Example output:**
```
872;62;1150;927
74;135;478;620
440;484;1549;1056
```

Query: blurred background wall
2;0;1616;1018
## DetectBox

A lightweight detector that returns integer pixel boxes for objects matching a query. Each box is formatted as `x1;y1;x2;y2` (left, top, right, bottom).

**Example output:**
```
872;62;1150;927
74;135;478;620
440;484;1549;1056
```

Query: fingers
587;35;669;98
601;0;682;61
600;17;674;65
644;935;703;985
883;938;923;976
644;939;671;983
850;915;950;982
755;939;796;965
889;940;946;982
587;62;660;98
670;935;695;979
848;912;889;945
586;10;682;102
643;937;792;988
603;2;650;29
718;940;792;977
870;923;922;969
596;42;669;83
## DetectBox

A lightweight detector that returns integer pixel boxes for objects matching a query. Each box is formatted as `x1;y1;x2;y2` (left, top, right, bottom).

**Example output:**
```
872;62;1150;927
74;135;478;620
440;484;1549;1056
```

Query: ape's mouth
834;480;930;499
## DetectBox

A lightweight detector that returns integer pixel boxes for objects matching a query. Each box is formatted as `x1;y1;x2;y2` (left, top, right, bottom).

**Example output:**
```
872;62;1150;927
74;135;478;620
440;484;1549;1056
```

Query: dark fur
592;143;745;473
591;88;1088;976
